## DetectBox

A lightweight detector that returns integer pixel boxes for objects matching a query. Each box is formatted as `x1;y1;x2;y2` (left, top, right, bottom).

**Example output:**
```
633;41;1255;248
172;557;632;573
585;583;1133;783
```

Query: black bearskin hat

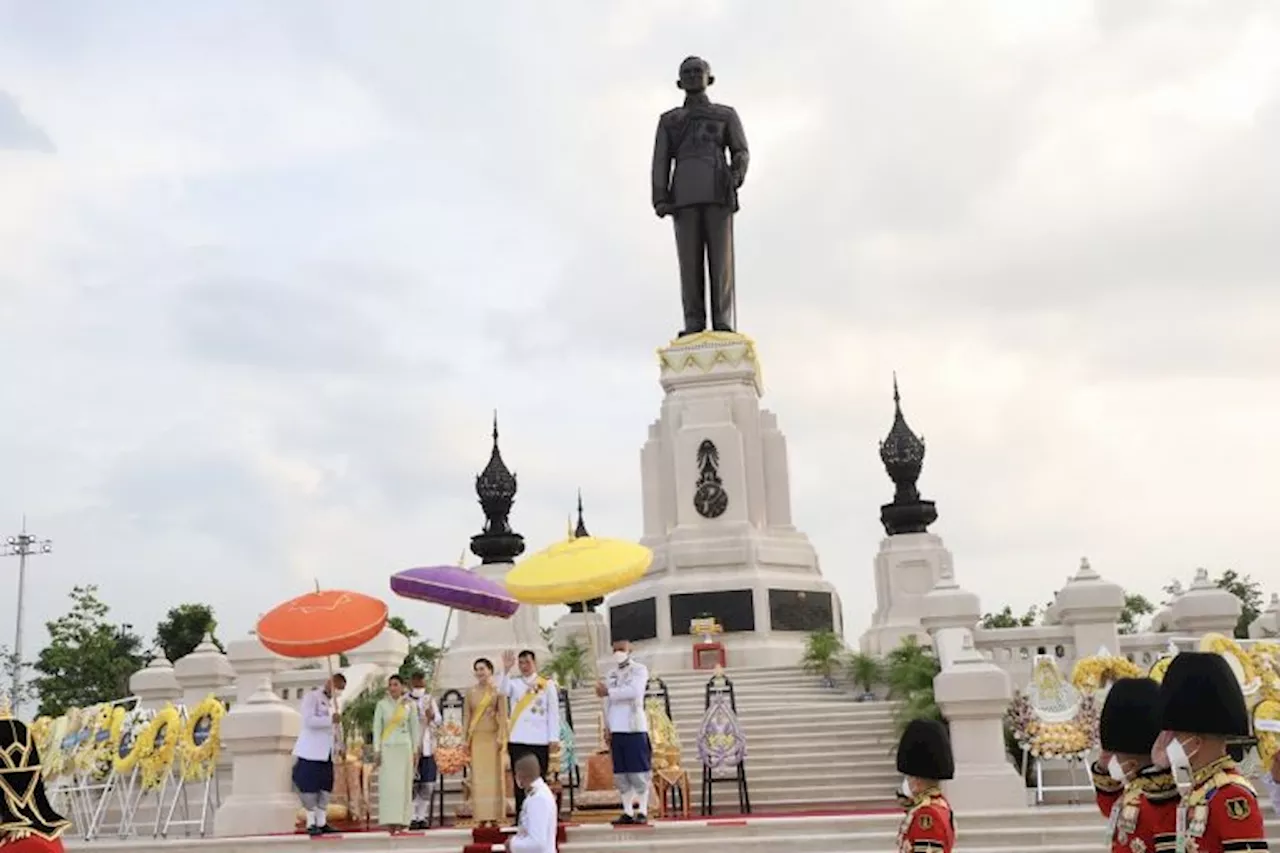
1100;678;1162;755
0;703;71;843
896;718;954;781
1156;652;1250;737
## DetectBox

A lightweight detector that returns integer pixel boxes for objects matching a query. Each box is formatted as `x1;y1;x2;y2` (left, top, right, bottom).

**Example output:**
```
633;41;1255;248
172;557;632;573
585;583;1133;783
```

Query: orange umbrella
256;589;388;659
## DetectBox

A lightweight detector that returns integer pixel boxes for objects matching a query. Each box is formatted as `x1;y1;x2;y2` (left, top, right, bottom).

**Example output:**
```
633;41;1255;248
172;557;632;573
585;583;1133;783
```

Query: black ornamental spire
567;490;604;613
878;375;937;535
470;412;526;564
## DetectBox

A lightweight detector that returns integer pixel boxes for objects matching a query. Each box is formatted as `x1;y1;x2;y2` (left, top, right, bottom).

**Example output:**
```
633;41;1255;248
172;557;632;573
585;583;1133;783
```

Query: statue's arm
727;107;749;188
651;118;672;210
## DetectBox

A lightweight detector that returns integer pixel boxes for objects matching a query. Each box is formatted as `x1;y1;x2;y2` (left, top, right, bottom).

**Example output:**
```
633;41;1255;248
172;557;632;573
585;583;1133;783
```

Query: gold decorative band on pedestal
656;330;762;394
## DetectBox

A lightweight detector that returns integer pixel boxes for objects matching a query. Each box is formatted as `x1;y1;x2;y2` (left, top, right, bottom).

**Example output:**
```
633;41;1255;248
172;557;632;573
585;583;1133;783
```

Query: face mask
1165;737;1197;772
613;651;629;665
1107;756;1128;783
900;777;913;798
410;688;424;698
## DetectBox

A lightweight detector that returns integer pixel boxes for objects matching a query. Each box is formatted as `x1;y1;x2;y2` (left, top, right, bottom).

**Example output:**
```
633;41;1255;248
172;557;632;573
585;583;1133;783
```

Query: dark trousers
673;204;735;333
507;742;549;818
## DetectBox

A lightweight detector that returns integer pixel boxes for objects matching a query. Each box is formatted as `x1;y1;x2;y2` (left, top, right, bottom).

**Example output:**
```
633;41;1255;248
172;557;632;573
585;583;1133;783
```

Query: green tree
33;586;145;716
386;616;440;682
1215;570;1265;639
0;644;36;709
884;636;942;738
154;603;222;663
543;638;588;689
1118;594;1156;635
980;605;1039;629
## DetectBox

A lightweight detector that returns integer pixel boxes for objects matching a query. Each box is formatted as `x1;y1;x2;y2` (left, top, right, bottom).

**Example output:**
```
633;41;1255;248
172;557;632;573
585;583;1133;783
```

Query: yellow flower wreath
1254;698;1280;770
1199;633;1260;697
178;695;226;782
69;704;106;776
44;709;78;780
89;705;126;780
1248;641;1280;701
1070;654;1142;694
113;710;148;776
136;704;182;791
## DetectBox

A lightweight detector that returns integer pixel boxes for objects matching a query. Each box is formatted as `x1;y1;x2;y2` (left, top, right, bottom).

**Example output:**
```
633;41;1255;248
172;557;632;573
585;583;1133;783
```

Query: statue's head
677;56;713;93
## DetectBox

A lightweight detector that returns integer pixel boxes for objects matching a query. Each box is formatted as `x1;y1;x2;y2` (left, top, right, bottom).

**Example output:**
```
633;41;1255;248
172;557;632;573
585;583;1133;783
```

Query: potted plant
801;630;843;688
544;638;588;690
884;636;943;738
844;651;884;702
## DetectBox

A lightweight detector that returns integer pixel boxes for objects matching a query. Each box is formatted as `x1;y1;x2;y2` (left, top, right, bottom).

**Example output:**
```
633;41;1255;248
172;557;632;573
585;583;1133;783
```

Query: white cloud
1;2;1278;667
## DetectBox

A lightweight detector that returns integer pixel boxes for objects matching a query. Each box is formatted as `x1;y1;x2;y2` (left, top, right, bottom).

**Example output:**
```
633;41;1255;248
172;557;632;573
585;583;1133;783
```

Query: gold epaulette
1092;762;1123;793
1133;768;1179;802
1185;768;1256;807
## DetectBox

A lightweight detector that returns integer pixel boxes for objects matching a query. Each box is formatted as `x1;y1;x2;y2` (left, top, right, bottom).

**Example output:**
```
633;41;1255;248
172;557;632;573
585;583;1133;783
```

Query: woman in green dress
372;674;421;832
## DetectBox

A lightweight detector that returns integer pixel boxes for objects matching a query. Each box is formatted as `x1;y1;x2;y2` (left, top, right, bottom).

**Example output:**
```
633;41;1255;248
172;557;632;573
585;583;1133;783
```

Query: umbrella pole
427;607;455;697
582;600;609;721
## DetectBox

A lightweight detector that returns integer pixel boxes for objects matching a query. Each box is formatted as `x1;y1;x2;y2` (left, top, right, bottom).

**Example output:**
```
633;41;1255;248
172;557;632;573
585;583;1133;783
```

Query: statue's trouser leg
673;207;708;333
703;205;735;331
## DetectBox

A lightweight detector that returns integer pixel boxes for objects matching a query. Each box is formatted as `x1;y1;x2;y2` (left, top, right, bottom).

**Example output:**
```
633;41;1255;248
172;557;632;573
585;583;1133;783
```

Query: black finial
470;412;526;564
878;377;937;535
567;490;604;613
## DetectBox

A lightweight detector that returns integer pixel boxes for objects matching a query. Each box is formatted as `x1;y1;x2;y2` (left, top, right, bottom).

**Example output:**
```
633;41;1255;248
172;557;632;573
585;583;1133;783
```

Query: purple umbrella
390;562;519;693
390;564;519;618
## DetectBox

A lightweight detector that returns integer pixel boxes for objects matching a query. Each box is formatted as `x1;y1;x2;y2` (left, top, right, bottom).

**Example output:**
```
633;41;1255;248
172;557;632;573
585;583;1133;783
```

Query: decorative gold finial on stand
0;691;12;720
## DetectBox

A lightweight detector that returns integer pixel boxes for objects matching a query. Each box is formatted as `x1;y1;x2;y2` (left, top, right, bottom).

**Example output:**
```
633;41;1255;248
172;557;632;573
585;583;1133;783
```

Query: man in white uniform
595;639;650;825
292;673;345;836
498;649;561;819
505;754;557;853
408;670;441;830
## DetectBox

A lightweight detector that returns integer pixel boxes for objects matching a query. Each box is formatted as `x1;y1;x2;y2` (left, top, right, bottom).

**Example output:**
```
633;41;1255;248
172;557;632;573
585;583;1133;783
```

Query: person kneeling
505;754;557;853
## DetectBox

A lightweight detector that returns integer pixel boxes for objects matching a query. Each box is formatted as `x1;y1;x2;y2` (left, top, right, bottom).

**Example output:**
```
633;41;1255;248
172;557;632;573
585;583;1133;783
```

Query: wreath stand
431;689;466;828
700;674;750;816
96;707;155;840
1019;747;1090;806
160;706;222;839
146;709;187;837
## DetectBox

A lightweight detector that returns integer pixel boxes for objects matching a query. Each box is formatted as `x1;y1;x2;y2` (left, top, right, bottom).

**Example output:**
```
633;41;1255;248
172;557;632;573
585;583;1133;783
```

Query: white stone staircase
565;665;902;813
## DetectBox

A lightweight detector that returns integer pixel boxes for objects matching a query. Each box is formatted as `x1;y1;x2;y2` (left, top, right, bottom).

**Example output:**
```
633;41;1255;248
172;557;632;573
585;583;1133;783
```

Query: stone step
697;747;895;770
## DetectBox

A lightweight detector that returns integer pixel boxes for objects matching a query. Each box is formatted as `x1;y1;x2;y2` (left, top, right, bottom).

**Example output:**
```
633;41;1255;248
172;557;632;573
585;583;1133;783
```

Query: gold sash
509;677;548;729
468;689;496;740
379;700;408;745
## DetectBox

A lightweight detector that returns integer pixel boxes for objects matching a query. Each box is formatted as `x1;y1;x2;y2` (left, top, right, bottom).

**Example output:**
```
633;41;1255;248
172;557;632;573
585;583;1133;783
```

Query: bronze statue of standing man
651;57;750;337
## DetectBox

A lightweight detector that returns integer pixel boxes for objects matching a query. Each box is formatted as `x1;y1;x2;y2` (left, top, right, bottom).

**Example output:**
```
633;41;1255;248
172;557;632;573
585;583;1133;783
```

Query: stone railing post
213;677;303;837
1172;568;1241;638
129;656;182;711
173;633;236;709
1053;558;1124;660
933;635;1026;811
1249;593;1280;639
920;564;981;670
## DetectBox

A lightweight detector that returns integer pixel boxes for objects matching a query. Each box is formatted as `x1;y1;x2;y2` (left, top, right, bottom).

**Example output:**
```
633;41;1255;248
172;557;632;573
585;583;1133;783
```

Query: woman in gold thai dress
465;657;509;827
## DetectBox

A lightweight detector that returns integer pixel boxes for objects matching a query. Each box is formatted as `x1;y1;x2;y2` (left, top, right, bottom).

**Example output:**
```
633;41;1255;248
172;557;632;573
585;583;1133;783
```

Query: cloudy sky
2;1;1278;665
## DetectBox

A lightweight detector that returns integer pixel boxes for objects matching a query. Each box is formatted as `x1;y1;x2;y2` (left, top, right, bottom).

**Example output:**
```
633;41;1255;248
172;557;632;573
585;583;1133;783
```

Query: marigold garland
136;704;182;791
178;695;226;782
1069;654;1142;694
1199;633;1260;695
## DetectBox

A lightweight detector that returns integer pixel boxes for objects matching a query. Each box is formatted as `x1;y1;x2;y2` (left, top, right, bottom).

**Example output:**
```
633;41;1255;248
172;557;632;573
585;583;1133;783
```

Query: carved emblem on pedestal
693;439;729;519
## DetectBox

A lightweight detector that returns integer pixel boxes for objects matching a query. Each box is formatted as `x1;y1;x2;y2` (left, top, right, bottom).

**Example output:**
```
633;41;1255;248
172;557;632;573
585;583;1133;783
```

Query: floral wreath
1253;698;1280;770
70;704;109;777
1007;691;1099;760
89;705;126;781
113;710;148;776
178;695;226;782
46;708;82;780
1199;633;1261;697
136;704;182;791
433;719;469;776
1069;654;1142;695
1247;641;1280;701
29;717;54;776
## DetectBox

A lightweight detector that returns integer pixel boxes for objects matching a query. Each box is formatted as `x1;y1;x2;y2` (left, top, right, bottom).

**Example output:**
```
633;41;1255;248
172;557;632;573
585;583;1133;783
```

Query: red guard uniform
1179;757;1268;853
1092;762;1180;853
897;788;955;853
0;835;67;852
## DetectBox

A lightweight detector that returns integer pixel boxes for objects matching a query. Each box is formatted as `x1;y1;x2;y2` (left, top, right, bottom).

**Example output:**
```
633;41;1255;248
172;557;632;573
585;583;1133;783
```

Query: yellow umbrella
505;527;652;680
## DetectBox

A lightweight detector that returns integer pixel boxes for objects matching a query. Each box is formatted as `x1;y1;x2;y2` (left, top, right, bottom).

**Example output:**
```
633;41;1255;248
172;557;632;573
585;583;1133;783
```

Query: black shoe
611;813;635;826
318;824;338;834
306;826;321;836
635;813;648;824
677;328;705;339
409;820;425;831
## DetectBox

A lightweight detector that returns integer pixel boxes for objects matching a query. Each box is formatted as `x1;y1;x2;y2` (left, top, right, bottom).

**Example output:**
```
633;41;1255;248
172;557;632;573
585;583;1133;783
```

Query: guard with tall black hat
895;718;956;853
1152;652;1269;853
1092;677;1180;853
0;695;71;852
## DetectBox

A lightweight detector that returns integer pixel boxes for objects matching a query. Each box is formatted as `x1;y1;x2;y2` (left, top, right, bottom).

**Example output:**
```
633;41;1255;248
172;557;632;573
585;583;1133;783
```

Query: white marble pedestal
607;331;842;673
859;532;954;655
434;559;548;690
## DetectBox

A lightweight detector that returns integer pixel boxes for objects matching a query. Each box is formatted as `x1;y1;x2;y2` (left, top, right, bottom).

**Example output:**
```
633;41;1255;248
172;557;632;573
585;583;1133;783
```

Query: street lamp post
3;517;52;698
